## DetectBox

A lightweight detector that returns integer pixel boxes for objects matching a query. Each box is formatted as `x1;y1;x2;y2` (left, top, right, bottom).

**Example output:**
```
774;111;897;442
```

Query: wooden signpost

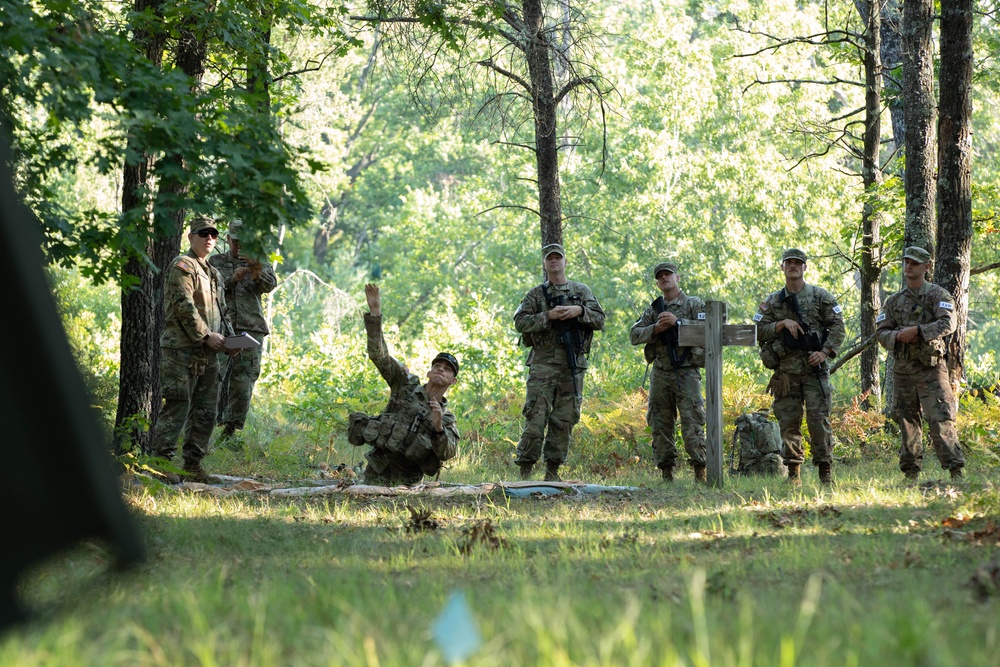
677;301;756;487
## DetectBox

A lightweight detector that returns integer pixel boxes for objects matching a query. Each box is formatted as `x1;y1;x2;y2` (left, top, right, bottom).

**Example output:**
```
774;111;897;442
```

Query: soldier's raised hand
365;283;381;317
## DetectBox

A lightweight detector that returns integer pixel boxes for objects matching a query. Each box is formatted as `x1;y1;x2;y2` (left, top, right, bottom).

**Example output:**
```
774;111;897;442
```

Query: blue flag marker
432;590;483;663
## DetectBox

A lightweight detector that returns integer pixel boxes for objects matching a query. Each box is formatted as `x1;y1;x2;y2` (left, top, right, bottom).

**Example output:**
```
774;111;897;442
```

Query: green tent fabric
0;136;145;631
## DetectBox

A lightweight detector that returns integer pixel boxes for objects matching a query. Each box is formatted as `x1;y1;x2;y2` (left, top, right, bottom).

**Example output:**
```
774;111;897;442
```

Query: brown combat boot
818;462;833;486
693;464;708;484
659;464;674;482
543;461;561;482
903;469;919;483
519;463;534;481
182;461;221;484
787;463;801;486
950;467;964;481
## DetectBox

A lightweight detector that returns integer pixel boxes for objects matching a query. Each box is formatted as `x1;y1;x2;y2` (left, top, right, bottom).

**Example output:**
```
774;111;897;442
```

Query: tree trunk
114;0;166;455
935;0;974;390
523;0;562;247
859;0;883;410
880;0;905;158
901;0;937;250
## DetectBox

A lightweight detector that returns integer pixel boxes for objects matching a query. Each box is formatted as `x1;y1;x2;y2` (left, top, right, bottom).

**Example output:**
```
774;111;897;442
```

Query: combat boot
519;463;534;481
818;462;833;486
693;464;707;484
903;470;919;483
787;463;801;486
543;461;561;482
950;467;964;481
182;461;221;484
660;466;674;482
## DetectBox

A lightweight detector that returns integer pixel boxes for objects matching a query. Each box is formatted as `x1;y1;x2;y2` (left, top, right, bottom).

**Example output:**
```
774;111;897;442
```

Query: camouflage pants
363;448;425;487
151;347;220;466
515;364;583;466
648;364;706;469
891;364;965;473
771;370;832;466
217;333;265;430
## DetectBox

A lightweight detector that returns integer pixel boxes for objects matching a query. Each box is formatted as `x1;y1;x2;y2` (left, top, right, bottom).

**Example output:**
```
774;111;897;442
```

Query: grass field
3;438;998;666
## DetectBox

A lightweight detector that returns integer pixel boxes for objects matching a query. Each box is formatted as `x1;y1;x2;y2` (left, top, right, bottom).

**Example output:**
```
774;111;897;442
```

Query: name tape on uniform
939;301;954;311
875;312;886;323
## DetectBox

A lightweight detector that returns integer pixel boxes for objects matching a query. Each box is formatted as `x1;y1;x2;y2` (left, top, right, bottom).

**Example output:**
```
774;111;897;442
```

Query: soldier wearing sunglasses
150;216;234;484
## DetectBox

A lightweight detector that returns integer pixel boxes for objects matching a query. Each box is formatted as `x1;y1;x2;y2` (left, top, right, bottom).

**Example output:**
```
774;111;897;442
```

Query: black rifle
782;292;828;398
653;296;691;389
543;284;585;399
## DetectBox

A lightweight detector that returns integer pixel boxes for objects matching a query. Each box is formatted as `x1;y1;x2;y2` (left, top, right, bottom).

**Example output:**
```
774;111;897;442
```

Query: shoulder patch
696;312;706;320
938;301;954;311
758;302;770;312
175;258;194;272
752;312;764;323
832;304;842;314
875;312;886;323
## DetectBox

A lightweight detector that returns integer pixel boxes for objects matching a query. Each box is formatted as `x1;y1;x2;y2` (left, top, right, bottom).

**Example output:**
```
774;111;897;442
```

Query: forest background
3;0;1000;476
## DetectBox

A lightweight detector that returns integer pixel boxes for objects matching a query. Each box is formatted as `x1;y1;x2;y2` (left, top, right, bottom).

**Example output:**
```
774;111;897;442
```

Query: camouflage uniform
876;281;964;475
514;280;605;469
209;244;277;432
361;313;459;486
629;291;707;473
151;249;231;467
755;283;845;468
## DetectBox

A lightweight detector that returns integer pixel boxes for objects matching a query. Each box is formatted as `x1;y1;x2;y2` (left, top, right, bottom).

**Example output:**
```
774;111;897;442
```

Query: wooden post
678;303;756;489
704;301;725;486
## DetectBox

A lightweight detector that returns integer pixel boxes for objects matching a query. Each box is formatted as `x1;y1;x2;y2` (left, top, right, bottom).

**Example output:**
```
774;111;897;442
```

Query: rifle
782;292;828;398
653;296;691;389
542;284;585;400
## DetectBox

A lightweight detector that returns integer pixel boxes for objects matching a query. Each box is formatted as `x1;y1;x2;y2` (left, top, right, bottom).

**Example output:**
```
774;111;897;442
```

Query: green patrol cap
432;352;459;376
652;261;678;278
542;243;565;259
902;246;932;264
189;216;218;234
781;248;807;263
227;219;243;240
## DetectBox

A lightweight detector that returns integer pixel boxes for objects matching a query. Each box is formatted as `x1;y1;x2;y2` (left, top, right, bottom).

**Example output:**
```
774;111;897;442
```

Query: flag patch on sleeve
939;301;954;311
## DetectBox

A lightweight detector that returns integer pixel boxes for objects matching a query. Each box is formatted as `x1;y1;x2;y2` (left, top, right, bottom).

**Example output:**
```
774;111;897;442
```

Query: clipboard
224;332;261;350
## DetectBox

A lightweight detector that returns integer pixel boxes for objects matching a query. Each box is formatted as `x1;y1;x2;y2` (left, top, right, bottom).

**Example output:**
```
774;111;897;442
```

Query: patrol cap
652;261;678;278
781;248;807;263
227;219;243;240
189;216;218;234
542;243;565;259
902;246;932;264
432;352;459;376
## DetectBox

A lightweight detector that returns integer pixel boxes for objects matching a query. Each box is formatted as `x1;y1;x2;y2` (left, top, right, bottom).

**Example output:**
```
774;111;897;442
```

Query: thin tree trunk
859;0;883;410
524;0;562;247
901;0;937;250
115;0;166;454
935;0;974;391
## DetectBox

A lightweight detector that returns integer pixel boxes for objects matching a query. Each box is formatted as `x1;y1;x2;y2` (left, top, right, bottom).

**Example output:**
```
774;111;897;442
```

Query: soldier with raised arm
876;246;965;482
355;283;459;486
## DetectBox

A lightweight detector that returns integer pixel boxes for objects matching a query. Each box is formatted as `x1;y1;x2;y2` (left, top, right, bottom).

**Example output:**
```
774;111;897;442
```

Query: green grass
4;446;999;666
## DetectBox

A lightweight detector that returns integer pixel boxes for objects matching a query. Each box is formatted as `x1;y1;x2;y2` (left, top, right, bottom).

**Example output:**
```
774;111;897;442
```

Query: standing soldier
514;243;605;481
151;216;234;483
755;248;845;486
876;246;965;481
209;219;278;439
629;261;708;482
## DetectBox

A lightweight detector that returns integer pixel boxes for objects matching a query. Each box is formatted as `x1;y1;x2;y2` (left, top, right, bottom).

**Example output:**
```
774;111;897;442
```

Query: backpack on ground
729;410;787;477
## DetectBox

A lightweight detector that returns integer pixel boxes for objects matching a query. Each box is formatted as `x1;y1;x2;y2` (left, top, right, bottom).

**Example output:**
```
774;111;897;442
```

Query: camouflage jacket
754;283;845;375
208;252;277;335
362;314;458;472
514;280;605;368
160;250;232;349
876;281;955;372
629;292;706;369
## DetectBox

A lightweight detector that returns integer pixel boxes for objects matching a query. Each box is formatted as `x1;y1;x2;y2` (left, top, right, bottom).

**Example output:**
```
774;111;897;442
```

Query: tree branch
830;334;878;375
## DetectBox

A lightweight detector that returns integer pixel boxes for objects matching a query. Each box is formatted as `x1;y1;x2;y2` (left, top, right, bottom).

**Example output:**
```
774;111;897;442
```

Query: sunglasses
195;229;219;239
